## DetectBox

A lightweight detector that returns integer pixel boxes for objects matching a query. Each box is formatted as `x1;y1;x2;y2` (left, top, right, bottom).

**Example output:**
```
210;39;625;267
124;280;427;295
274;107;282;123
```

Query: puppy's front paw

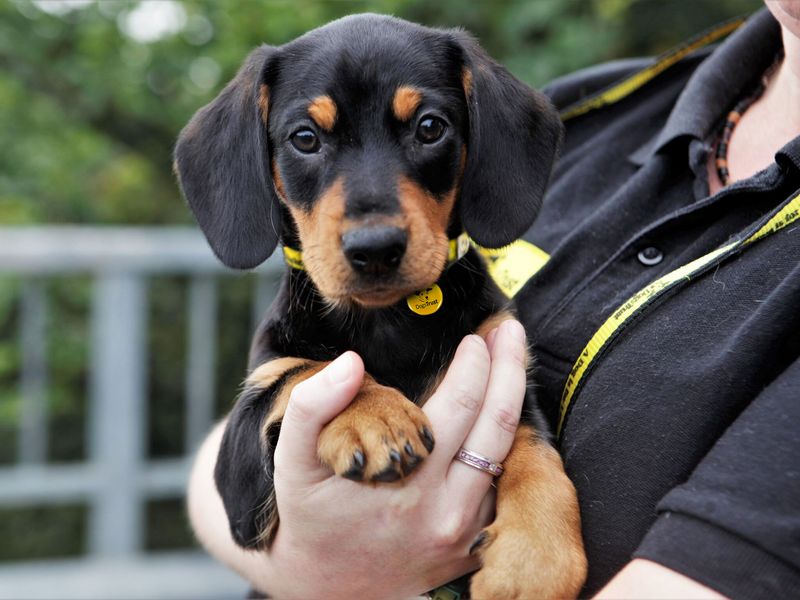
469;519;586;600
469;426;587;600
317;382;434;482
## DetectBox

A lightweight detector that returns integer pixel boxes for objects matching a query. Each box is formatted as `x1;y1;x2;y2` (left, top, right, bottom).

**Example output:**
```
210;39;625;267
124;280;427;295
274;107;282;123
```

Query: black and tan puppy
176;14;586;599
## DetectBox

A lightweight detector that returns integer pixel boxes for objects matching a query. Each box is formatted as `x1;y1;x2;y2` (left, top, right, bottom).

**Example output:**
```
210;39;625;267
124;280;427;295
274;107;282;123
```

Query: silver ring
455;447;504;477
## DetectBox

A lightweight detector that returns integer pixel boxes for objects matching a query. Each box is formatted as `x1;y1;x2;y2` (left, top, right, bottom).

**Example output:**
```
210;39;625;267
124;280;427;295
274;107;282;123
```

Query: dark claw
420;427;435;453
404;453;422;473
389;449;402;464
469;530;489;555
403;440;423;473
372;465;402;482
342;450;366;480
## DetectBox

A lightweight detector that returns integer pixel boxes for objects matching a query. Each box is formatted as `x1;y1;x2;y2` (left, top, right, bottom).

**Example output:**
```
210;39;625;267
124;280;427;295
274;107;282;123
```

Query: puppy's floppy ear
453;33;563;248
175;45;281;269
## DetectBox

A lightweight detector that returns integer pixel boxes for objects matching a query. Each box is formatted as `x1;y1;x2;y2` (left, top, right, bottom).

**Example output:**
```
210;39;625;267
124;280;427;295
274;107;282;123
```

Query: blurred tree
0;0;761;560
0;0;760;226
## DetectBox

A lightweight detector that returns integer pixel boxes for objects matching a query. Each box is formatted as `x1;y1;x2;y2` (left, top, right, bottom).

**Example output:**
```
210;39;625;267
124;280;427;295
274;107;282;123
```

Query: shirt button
637;246;663;266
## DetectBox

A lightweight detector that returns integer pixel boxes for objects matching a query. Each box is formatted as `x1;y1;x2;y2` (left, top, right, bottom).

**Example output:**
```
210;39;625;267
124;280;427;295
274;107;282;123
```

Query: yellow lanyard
560;17;745;122
557;192;800;438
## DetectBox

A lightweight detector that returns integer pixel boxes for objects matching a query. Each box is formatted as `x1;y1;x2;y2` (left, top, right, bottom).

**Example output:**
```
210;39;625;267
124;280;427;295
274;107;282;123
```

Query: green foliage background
0;0;760;560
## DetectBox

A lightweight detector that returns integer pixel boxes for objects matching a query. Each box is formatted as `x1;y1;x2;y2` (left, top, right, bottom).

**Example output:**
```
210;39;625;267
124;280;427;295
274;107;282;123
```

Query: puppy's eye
290;129;321;153
416;116;446;144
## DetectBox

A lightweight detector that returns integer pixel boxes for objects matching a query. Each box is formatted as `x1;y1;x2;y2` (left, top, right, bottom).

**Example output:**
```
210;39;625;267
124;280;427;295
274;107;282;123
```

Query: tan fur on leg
470;425;587;599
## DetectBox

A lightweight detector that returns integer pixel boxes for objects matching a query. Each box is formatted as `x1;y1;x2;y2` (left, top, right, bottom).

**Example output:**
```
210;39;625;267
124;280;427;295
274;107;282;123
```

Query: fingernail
502;319;525;342
328;352;353;384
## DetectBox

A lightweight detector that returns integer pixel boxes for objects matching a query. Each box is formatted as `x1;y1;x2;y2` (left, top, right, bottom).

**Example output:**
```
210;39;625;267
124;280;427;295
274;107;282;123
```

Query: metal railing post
185;276;217;453
88;273;148;557
0;226;282;583
19;280;48;464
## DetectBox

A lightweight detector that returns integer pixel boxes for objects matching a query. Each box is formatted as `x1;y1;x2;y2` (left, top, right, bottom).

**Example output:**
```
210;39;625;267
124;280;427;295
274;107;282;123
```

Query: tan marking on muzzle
285;177;350;299
393;145;467;292
396;175;458;289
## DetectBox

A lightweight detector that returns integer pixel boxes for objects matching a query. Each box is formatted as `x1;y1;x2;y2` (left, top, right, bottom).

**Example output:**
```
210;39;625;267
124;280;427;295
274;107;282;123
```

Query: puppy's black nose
342;226;407;276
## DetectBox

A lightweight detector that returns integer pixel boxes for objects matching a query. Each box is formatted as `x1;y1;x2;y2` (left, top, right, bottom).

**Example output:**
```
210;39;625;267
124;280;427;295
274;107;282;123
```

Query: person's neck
762;24;800;134
707;23;800;194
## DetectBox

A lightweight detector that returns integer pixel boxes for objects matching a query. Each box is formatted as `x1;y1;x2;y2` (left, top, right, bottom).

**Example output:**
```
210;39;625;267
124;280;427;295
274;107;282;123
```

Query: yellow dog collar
282;232;471;273
282;234;550;312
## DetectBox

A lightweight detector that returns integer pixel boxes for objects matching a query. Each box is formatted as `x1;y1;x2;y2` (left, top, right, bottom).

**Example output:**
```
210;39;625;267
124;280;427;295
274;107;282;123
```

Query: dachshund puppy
175;14;586;599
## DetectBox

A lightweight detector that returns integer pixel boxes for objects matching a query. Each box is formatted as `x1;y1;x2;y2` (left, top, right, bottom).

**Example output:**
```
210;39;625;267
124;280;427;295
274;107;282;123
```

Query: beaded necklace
715;52;784;186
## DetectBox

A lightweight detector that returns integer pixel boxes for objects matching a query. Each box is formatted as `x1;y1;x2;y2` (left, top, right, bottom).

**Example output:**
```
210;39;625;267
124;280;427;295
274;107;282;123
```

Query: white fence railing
0;226;284;599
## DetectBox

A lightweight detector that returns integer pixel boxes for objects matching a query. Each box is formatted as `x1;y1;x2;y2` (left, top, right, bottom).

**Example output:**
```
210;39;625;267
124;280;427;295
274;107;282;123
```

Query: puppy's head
175;14;561;308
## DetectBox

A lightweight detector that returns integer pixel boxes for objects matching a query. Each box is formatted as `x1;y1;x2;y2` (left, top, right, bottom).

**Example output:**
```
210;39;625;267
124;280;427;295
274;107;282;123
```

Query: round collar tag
406;284;443;315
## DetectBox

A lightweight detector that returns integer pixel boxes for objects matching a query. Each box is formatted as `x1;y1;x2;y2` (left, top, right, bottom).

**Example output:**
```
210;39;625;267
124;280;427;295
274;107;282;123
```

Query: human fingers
423;335;491;470
448;320;527;506
274;352;365;486
485;325;499;352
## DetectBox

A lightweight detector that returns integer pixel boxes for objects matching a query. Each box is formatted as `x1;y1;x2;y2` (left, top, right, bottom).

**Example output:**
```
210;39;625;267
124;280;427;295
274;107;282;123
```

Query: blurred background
0;0;760;598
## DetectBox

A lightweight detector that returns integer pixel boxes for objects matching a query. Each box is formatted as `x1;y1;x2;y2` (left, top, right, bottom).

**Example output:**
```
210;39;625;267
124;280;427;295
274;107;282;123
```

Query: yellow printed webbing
429;585;462;600
560;17;745;122
282;246;304;270
448;232;471;263
477;239;550;298
557;192;800;437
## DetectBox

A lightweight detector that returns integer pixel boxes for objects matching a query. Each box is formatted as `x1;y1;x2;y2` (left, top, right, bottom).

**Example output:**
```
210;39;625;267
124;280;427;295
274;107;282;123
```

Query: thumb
274;352;364;485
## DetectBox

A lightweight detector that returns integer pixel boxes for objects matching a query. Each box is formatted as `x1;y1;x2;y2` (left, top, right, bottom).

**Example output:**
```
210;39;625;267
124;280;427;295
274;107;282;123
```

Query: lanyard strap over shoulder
559;17;745;122
557;192;800;438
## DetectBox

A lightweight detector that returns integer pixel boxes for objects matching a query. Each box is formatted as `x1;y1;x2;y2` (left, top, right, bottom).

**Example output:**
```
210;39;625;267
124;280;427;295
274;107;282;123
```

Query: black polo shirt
517;9;800;598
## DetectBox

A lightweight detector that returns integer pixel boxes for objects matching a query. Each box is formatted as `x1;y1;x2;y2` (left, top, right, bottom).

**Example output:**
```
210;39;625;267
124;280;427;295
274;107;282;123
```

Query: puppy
176;14;586;599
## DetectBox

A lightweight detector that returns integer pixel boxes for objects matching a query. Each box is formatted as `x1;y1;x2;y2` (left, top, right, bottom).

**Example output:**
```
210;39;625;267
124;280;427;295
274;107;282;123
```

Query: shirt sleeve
634;356;800;599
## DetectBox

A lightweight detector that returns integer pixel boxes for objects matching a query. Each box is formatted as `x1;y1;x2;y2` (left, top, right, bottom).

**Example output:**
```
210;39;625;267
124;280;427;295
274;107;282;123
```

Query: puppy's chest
355;327;456;404
263;255;508;403
284;309;467;403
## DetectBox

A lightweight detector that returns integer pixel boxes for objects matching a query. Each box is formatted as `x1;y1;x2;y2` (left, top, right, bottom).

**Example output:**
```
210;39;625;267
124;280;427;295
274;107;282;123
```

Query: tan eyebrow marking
307;95;337;131
392;86;423;121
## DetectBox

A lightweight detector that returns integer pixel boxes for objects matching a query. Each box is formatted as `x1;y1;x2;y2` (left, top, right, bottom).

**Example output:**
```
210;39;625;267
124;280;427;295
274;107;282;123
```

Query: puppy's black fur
177;14;585;599
176;15;560;270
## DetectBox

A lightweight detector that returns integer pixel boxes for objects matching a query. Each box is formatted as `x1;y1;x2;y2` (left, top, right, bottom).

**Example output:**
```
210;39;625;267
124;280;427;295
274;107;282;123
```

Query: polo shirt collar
776;138;800;176
629;9;782;166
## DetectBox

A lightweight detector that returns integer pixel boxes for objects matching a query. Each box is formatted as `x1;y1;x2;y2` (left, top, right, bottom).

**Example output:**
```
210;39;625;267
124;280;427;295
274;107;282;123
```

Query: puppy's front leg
215;357;326;549
215;356;434;550
469;423;588;599
317;376;434;482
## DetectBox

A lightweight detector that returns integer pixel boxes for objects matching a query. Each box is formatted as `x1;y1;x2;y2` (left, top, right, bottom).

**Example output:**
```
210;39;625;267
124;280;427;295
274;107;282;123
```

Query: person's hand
188;319;529;600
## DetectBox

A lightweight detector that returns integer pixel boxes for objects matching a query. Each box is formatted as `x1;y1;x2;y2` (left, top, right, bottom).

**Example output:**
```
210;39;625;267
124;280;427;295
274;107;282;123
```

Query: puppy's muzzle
342;226;407;277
